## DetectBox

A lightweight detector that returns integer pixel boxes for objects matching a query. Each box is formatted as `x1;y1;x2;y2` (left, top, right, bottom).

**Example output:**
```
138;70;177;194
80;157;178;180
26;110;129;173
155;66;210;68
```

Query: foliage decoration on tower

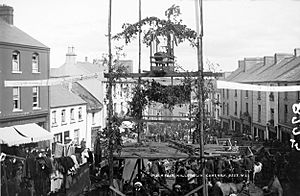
113;5;198;47
128;78;192;119
101;114;123;154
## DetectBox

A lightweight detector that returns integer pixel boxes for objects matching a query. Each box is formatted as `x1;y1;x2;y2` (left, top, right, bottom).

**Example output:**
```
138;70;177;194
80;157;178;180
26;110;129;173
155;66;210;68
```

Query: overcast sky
6;0;300;72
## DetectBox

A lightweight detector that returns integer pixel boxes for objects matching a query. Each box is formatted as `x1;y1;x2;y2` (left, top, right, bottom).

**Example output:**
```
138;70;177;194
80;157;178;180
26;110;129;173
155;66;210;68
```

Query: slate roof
77;79;104;102
225;54;300;84
0;19;48;49
71;82;103;112
50;85;86;108
50;61;105;78
235;62;264;82
273;56;300;82
246;57;295;83
50;60;133;78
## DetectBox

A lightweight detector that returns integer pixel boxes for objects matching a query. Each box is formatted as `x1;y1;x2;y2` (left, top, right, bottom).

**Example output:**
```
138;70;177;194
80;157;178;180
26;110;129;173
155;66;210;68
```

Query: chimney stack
65;46;77;65
263;56;274;66
244;57;263;72
274;53;293;64
0;5;14;25
85;57;88;62
294;48;300;57
238;60;245;72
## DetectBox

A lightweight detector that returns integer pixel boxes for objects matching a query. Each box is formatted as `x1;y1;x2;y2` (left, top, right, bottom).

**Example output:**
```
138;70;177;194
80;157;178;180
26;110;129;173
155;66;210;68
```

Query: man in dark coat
94;132;102;167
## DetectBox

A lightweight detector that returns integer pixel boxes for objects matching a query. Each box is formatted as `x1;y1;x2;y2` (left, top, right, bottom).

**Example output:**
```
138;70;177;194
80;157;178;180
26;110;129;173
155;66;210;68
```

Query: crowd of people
87;138;300;196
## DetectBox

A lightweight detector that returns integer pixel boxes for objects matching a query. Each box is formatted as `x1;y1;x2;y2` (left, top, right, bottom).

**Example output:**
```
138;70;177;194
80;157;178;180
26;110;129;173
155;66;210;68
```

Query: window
245;90;248;98
222;89;225;99
269;92;274;101
258;105;261;122
217;94;220;102
234;101;237;115
234;90;237;97
32;53;39;72
270;108;274;120
74;129;80;145
52;111;57;125
78;107;82;121
92;112;95;125
12;51;20;72
222;102;225;115
32;87;39;108
61;109;66;124
258;91;261;100
64;131;70;144
54;133;62;143
226;89;229;99
284;84;288;100
13;87;21;110
246;103;249;113
284;104;288;123
227;103;229;116
70;108;75;121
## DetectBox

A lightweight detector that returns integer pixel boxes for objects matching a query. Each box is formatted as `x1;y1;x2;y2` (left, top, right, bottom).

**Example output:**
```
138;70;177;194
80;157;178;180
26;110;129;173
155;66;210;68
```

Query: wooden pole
107;0;114;191
137;0;142;181
137;0;142;144
196;0;208;195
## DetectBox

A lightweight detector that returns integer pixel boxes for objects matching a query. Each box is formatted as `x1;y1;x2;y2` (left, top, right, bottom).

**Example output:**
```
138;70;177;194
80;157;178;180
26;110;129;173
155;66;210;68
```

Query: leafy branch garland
128;79;192;118
99;47;129;153
101;114;123;154
112;5;198;47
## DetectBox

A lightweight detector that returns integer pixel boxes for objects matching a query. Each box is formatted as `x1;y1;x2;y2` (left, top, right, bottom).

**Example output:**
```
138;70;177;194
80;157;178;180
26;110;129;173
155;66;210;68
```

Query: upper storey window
32;53;39;73
12;51;21;72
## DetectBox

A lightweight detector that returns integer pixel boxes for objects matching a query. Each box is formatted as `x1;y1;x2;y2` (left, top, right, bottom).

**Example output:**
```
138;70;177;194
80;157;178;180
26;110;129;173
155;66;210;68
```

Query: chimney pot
0;5;13;25
66;46;77;64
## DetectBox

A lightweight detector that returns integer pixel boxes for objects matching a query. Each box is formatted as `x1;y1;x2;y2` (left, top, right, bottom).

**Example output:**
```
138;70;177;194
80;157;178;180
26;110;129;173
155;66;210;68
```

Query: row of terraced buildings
220;48;300;144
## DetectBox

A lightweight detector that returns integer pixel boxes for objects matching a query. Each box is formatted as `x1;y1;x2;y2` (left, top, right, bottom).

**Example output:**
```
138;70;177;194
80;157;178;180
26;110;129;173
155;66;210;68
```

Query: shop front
242;124;251;135
278;124;293;144
253;123;266;140
231;116;242;133
267;126;277;140
235;121;241;132
220;117;230;131
240;112;251;135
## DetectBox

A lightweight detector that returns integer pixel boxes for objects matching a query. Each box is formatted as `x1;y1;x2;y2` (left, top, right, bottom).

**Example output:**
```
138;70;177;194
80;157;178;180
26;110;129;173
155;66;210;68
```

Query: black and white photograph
1;0;300;195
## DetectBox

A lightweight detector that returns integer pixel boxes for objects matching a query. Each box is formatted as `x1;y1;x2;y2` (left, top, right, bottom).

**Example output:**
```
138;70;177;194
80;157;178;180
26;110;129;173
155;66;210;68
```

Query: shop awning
0;126;31;146
14;123;53;143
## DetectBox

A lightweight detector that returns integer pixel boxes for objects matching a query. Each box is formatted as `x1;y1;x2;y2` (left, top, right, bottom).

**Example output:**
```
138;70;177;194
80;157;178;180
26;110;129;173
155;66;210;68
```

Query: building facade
50;47;134;149
71;80;103;150
50;85;87;145
0;5;50;130
220;48;300;143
